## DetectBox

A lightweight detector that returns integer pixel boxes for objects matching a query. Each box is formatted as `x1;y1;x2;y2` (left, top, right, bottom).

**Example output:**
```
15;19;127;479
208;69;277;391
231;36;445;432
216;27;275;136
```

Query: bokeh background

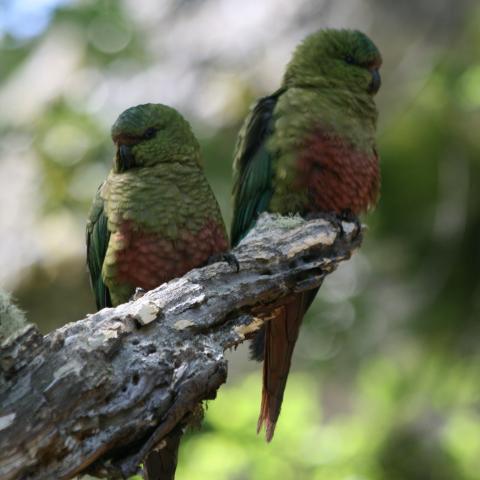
1;0;479;479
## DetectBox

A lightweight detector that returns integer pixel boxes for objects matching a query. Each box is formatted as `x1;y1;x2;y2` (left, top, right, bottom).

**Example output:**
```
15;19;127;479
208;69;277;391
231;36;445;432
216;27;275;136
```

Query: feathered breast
296;128;380;215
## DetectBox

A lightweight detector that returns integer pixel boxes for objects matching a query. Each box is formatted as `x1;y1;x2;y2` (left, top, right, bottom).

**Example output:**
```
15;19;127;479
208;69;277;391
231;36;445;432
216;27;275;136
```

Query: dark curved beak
116;144;136;172
368;69;381;95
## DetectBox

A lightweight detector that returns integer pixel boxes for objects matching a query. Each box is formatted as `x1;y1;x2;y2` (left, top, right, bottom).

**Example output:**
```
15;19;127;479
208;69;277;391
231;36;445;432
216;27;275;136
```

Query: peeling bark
0;214;362;480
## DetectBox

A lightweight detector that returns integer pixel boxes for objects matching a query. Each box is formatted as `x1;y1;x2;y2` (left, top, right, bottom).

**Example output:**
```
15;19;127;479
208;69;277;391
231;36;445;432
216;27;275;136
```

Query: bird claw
339;209;362;240
305;210;361;240
132;287;147;301
208;252;240;272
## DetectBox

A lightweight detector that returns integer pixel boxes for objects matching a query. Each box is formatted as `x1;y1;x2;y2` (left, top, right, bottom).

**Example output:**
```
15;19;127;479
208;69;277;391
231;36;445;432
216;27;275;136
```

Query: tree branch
0;214;362;480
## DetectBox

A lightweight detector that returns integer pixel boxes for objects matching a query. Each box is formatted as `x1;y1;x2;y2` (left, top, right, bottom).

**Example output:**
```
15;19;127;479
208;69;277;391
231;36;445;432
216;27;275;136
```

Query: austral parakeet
86;103;229;479
87;103;229;310
231;29;382;441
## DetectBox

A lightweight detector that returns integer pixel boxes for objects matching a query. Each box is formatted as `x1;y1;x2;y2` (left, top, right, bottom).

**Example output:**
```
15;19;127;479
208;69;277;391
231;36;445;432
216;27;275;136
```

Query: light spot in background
41;123;91;166
457;64;480;109
443;412;480;474
0;26;84;126
87;15;132;54
194;73;249;127
123;0;173;26
320;253;371;303
64;68;108;114
37;210;85;261
0;134;42;285
322;301;356;331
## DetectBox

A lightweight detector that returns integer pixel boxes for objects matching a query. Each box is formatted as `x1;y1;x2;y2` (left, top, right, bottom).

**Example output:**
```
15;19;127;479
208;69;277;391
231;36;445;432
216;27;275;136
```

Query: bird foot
132;287;147;301
207;252;240;272
305;210;361;240
339;209;362;240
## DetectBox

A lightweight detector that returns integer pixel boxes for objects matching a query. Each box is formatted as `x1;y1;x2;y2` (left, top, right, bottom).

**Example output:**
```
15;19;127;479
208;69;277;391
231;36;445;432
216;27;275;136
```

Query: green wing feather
231;88;284;246
86;184;112;309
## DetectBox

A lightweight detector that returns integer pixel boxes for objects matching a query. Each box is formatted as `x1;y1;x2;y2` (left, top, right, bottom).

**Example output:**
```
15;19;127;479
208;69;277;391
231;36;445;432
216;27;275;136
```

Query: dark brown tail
257;291;313;441
250;288;318;363
143;424;183;480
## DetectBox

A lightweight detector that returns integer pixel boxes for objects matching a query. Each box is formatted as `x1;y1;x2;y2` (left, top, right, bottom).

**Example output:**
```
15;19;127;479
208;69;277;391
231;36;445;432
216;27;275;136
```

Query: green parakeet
87;103;228;309
231;29;382;441
86;103;229;479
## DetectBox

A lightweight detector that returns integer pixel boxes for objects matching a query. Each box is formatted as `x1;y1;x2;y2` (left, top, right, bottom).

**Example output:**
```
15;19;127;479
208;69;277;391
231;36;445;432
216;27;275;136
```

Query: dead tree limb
0;214;362;480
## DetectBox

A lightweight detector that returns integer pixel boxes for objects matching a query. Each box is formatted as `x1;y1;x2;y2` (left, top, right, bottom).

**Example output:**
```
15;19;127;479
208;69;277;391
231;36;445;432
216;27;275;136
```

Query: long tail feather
257;292;310;441
143;424;183;480
250;287;318;363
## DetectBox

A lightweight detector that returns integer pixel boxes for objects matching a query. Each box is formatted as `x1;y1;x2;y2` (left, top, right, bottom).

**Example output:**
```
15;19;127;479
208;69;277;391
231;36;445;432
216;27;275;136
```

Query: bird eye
345;54;355;65
143;127;157;139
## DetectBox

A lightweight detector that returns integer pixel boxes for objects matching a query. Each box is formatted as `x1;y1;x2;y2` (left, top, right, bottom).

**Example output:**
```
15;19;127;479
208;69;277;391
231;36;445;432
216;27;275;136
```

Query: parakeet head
110;103;200;173
283;29;382;97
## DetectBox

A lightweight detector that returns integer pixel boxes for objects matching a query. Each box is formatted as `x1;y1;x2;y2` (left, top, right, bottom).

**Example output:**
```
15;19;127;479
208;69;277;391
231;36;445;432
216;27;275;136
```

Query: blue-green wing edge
231;88;284;246
86;185;112;309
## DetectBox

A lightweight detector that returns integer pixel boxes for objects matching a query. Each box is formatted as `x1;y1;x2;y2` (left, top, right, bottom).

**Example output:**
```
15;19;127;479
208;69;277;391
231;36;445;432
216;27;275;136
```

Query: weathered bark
0;214;362;480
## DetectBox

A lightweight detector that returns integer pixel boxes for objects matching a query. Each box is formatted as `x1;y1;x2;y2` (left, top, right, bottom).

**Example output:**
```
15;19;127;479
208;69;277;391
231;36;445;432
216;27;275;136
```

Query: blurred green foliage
1;1;479;479
176;359;479;479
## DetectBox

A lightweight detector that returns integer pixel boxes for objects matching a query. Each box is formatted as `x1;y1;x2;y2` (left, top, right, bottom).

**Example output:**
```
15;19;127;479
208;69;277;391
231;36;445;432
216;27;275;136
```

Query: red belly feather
297;130;380;215
113;219;228;290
